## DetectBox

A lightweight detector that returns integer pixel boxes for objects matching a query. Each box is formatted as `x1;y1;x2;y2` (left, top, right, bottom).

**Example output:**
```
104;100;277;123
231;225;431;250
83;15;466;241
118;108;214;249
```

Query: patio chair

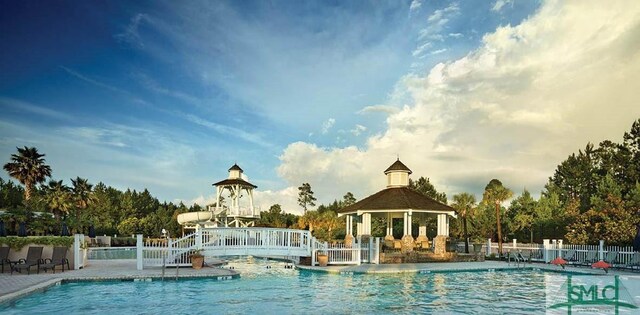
1;247;10;273
603;251;619;268
626;252;640;271
11;246;43;275
38;246;70;274
562;249;577;265
577;250;598;266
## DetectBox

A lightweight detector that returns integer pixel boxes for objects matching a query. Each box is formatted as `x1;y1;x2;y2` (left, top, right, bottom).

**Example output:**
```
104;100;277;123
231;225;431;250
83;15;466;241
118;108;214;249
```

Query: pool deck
0;259;237;304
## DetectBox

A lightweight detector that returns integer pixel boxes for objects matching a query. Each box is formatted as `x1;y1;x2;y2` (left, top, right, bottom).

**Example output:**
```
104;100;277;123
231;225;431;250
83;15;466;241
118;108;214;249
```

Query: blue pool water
1;258;567;314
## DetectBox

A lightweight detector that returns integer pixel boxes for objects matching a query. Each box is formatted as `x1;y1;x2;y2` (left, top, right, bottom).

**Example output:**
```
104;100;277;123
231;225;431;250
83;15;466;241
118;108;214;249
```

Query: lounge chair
38;247;70;274
626;252;640;271
577;250;598;266
603;251;618;268
562;249;577;265
11;246;43;275
1;247;10;273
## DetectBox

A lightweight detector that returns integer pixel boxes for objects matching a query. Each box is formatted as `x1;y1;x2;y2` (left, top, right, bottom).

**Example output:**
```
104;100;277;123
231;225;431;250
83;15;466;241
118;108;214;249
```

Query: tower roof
384;159;412;175
229;163;243;172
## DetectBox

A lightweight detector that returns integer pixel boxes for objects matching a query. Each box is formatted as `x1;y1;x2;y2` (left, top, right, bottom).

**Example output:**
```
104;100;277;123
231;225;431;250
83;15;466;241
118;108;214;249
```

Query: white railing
312;237;380;266
137;228;314;269
214;206;259;217
483;238;637;265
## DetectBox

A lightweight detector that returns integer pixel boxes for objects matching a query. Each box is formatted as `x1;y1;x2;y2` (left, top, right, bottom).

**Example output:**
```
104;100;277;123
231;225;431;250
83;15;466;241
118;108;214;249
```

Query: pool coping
295;262;612;276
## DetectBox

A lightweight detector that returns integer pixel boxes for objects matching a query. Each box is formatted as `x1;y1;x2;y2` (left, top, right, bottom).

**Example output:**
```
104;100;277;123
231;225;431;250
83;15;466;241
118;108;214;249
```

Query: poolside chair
562;250;577;265
603;251;619;268
626;252;640;271
577;251;598;266
11;246;43;275
1;247;10;273
38;246;70;274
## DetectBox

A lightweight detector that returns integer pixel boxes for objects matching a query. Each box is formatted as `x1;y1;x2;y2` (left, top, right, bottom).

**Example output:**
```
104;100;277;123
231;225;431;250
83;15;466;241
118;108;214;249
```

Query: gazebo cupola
384;158;412;188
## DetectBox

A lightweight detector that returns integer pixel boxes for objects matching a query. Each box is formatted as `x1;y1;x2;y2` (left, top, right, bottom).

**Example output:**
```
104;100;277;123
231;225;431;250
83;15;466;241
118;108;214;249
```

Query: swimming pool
1;258;567;314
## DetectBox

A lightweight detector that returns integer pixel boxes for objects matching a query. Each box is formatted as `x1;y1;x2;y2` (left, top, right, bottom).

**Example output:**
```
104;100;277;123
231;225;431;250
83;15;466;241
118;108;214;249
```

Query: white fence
311;236;380;266
483;238;637;265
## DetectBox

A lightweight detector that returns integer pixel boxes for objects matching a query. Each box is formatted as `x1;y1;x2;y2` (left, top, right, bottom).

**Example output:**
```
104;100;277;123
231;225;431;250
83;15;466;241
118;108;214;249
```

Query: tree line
2;119;639;246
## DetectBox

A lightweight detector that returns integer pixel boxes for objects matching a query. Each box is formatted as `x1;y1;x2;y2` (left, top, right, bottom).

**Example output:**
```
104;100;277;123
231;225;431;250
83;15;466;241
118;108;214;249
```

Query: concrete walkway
0;259;237;304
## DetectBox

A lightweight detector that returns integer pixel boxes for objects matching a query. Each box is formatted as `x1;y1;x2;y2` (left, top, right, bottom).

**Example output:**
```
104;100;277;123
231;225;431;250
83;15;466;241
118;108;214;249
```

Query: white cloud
449;33;463;38
350;124;367;136
0;97;73;121
430;48;448;55
410;0;422;13
492;0;513;12
274;1;640;203
321;118;336;134
357;105;399;115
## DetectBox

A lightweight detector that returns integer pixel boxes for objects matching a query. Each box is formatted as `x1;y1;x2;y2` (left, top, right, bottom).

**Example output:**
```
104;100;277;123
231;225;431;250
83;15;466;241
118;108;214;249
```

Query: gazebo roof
212;178;257;188
384;159;412;174
338;186;454;214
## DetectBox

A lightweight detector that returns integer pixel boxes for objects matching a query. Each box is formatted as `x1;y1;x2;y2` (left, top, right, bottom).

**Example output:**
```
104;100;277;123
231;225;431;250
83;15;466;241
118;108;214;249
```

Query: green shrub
0;236;74;250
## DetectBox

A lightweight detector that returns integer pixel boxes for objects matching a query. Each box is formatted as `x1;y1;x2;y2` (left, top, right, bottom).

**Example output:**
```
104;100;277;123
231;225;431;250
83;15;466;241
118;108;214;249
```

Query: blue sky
2;1;639;213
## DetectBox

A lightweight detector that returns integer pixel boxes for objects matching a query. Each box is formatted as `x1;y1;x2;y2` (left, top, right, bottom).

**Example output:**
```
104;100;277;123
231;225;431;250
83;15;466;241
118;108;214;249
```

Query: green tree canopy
3;146;52;201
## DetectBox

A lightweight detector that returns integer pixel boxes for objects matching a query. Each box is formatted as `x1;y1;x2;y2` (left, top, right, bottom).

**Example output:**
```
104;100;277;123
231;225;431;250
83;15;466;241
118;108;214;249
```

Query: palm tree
483;179;513;258
3;146;52;201
452;193;477;253
71;177;96;233
43;180;73;224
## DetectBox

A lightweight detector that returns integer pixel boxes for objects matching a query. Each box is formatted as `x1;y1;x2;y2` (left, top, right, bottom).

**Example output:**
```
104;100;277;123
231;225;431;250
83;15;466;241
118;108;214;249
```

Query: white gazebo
211;164;260;227
338;159;457;253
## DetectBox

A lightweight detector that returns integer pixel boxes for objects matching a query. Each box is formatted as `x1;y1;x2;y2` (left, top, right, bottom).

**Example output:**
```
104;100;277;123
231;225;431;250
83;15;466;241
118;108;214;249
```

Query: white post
599;240;604;261
558;239;563;257
73;234;82;270
374;237;380;264
543;239;550;263
195;230;202;250
513;239;517;249
311;237;316;266
369;237;374;263
486;238;492;256
136;234;143;270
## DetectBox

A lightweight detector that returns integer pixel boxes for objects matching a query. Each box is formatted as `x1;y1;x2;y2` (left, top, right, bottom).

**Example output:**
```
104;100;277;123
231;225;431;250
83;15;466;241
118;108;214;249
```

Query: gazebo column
416;216;428;243
362;213;371;236
434;214;449;255
344;215;354;247
401;211;414;252
385;212;394;241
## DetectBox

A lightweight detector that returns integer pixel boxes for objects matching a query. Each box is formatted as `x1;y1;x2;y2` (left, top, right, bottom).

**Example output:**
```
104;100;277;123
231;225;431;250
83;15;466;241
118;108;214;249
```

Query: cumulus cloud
270;1;640;203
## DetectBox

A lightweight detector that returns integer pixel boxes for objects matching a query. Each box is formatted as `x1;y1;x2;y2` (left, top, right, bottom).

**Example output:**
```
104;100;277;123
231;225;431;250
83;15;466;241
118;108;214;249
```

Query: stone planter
191;256;204;269
317;254;328;267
